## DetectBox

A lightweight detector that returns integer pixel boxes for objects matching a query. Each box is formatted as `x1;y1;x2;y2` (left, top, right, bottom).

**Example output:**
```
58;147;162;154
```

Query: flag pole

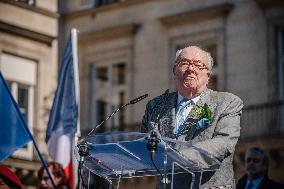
26;129;58;189
71;28;80;142
71;28;81;189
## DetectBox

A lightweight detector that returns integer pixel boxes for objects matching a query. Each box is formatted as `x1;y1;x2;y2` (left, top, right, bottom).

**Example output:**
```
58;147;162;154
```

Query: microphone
86;94;148;138
147;130;161;161
129;94;148;104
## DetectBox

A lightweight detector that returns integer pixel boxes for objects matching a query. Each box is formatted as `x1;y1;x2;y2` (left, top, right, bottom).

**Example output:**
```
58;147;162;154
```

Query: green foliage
192;103;212;124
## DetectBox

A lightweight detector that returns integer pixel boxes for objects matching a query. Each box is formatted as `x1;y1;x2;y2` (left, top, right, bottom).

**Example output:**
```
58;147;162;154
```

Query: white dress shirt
175;93;200;132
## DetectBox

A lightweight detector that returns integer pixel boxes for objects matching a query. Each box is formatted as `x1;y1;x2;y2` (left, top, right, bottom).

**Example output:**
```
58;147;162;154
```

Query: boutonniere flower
177;103;213;140
184;103;213;140
191;103;213;125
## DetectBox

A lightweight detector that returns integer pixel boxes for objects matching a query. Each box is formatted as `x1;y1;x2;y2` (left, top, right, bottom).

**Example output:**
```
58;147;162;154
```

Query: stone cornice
0;21;56;45
0;0;59;18
63;0;161;21
79;24;139;44
159;3;233;28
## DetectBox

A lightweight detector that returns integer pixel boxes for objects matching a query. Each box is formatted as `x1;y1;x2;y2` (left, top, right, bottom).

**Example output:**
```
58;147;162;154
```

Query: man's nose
184;64;194;72
188;64;195;70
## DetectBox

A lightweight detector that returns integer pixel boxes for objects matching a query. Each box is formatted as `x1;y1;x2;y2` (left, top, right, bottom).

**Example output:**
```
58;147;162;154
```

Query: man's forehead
180;47;207;61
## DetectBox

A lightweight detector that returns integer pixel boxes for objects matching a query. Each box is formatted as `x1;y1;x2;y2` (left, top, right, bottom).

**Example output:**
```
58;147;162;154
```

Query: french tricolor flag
46;29;80;189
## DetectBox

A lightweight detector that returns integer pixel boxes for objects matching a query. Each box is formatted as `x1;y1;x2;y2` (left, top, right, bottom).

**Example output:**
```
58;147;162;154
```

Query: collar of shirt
175;93;201;131
177;93;201;105
246;176;264;189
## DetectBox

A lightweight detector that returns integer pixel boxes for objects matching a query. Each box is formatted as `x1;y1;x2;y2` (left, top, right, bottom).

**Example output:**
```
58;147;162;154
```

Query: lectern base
91;175;157;189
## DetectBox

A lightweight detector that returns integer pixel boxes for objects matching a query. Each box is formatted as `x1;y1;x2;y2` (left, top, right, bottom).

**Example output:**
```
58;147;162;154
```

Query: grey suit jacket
141;88;243;188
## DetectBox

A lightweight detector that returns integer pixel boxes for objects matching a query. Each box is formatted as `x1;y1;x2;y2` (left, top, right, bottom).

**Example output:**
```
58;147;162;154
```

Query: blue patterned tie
175;98;193;139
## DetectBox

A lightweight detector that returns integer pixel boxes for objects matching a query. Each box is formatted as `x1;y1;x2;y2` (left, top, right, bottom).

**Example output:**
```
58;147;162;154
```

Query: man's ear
207;70;212;78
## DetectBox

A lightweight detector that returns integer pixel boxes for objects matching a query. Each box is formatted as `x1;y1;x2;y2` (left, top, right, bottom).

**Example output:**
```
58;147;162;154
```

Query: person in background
0;164;22;189
141;46;243;188
37;161;70;189
236;147;284;189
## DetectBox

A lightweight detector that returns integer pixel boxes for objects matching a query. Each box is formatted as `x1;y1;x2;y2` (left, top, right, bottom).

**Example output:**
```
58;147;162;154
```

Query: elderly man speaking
141;46;243;188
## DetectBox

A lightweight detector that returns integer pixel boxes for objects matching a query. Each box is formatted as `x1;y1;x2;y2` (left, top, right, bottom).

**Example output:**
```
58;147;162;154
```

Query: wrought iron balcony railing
241;101;284;139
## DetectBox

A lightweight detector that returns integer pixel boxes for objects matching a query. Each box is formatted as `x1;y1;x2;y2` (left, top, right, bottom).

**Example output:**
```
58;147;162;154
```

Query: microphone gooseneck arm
86;103;128;138
86;94;148;138
130;94;148;104
77;94;148;189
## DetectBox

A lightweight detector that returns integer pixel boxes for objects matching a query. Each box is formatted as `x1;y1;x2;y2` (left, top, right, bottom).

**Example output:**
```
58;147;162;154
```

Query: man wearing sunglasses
141;46;243;188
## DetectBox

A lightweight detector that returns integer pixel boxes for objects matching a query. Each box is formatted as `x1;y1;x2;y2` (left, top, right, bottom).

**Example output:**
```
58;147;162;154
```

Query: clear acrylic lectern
75;132;220;189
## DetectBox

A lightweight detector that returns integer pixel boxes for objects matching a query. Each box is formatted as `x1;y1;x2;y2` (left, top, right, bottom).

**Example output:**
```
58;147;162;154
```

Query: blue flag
46;36;78;143
0;72;31;161
45;31;79;187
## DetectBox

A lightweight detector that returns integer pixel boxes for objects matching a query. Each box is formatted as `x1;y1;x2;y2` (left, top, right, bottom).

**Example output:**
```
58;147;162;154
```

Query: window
0;53;36;159
203;44;218;91
276;27;284;132
79;0;95;9
113;63;126;85
95;0;119;7
12;0;35;6
92;62;127;132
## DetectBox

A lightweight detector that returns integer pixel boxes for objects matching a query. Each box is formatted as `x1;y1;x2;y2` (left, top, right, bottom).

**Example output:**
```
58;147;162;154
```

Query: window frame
0;53;36;160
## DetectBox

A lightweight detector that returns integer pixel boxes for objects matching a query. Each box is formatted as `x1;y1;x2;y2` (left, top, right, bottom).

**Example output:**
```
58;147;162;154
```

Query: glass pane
95;0;118;6
204;44;217;67
96;100;107;132
15;0;35;5
112;63;126;85
96;67;108;81
119;92;125;130
18;84;29;123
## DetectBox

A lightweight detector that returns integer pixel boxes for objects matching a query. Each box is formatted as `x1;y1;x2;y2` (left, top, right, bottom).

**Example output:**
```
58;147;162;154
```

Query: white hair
175;46;214;70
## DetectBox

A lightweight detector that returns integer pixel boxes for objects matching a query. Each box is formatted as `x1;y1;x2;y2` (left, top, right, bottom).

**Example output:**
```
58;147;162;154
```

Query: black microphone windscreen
130;94;148;104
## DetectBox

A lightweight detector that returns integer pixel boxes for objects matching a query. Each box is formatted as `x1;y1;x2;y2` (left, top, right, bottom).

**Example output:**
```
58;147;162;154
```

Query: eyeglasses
175;58;208;70
40;176;50;181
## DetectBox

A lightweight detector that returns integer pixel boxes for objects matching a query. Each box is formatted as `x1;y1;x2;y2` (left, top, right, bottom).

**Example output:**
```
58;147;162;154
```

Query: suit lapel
181;89;212;140
186;88;211;120
160;89;212;139
159;92;177;138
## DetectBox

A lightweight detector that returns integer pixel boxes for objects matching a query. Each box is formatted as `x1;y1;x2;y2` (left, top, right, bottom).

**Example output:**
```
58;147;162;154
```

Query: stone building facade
0;0;58;187
61;0;284;184
0;0;284;188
